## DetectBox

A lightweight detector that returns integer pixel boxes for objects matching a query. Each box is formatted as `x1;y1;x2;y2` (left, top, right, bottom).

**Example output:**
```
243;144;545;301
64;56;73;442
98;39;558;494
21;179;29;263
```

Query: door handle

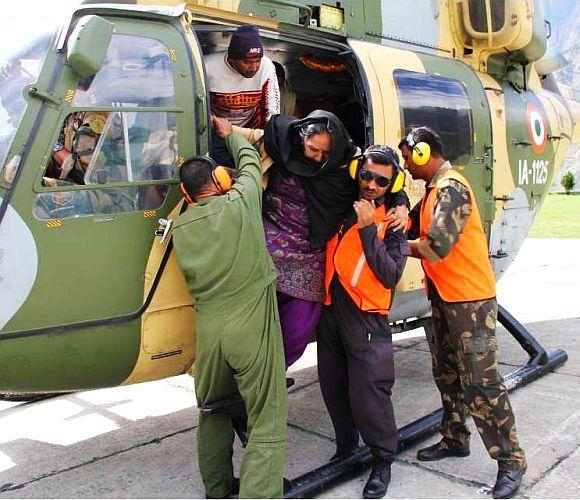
154;218;173;244
197;94;208;134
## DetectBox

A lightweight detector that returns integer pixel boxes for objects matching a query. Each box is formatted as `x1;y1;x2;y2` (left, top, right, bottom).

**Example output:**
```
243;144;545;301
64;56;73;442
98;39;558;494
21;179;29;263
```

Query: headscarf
264;110;358;248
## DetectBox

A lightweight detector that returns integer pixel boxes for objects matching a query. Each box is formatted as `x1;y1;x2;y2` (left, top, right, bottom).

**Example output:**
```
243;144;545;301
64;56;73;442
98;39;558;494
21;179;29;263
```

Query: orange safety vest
324;204;393;315
419;169;496;302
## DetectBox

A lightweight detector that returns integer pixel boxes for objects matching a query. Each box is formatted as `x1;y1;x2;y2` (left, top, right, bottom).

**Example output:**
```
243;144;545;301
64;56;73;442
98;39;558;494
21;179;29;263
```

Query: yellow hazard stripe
46;220;62;229
143;210;157;218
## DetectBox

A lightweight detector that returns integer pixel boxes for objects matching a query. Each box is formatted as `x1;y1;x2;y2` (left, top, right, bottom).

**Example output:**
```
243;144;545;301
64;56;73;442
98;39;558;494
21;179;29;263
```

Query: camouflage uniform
409;164;526;471
407;166;472;251
426;291;525;469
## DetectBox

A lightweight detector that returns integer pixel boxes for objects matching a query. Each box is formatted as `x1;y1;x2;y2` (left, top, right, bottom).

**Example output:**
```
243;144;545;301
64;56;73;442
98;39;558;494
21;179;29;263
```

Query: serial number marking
518;159;549;185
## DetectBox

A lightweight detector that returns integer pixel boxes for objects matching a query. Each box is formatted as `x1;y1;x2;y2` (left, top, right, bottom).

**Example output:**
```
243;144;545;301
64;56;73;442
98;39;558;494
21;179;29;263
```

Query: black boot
205;477;239;498
417;441;470;461
230;477;240;495
492;465;526;499
330;447;358;461
363;459;391;499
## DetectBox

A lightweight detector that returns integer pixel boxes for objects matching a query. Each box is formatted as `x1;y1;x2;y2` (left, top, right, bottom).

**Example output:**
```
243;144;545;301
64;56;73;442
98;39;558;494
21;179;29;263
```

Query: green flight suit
173;133;287;499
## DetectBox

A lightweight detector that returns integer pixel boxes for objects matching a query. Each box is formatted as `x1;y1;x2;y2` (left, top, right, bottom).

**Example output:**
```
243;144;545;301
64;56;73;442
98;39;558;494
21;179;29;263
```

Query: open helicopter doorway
194;25;370;149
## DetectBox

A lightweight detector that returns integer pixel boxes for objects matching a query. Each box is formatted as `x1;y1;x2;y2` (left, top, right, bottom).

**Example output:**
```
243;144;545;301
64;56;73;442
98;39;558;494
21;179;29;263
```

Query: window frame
33;26;188;194
33;106;182;195
393;69;474;164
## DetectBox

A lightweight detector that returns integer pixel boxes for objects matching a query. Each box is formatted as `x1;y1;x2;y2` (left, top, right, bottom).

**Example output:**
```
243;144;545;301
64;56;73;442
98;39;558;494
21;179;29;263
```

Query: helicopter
0;0;578;494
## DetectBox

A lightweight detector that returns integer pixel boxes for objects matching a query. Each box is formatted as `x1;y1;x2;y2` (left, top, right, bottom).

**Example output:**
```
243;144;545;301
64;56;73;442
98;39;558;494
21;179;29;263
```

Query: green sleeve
226;132;263;199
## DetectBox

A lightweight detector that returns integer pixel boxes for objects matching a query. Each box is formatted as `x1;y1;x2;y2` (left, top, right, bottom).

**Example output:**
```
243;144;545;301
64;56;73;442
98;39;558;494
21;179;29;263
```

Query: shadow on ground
0;317;578;498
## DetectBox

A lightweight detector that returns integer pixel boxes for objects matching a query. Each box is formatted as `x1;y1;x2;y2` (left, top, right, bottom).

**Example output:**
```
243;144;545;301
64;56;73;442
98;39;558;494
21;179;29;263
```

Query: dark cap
228;25;264;60
364;145;401;169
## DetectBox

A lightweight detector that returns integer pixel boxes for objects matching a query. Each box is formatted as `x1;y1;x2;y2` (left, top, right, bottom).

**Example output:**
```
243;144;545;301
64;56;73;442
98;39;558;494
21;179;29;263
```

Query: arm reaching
212;115;233;139
226;132;263;207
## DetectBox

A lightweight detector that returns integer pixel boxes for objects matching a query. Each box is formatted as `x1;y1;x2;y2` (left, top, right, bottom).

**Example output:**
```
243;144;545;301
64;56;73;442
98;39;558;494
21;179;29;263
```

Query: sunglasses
359;168;391;187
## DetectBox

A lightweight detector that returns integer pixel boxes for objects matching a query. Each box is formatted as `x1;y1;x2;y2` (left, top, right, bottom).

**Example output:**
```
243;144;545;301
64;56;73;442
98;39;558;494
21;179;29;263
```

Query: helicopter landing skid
283;304;567;499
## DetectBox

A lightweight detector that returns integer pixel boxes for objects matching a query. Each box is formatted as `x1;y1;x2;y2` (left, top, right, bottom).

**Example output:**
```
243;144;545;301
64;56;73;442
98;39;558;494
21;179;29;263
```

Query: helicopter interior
196;27;368;148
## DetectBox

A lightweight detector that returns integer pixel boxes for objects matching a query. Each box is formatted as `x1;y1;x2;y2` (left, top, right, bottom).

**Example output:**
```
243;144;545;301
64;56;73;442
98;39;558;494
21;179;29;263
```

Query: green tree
561;171;576;195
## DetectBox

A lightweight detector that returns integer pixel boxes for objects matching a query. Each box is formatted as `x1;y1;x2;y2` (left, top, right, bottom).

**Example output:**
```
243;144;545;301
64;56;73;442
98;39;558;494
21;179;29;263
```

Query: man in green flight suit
172;120;287;499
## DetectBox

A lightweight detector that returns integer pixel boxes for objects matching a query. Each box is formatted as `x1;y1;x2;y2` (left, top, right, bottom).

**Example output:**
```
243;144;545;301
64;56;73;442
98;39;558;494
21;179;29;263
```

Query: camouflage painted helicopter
0;0;578;445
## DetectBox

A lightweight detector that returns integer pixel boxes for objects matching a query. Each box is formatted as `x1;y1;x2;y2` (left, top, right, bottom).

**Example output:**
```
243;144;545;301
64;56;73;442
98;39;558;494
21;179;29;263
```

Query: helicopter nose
0;206;38;331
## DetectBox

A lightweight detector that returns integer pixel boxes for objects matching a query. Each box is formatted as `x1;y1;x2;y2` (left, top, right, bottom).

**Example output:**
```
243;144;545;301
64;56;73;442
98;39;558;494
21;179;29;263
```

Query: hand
416;238;441;264
409;241;437;261
386;205;409;232
52;148;71;166
212;115;233;139
353;199;375;228
408;241;420;259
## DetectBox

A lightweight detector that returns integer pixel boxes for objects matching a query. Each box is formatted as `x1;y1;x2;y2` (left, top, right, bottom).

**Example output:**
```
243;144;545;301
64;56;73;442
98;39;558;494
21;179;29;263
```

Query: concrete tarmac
0;238;579;499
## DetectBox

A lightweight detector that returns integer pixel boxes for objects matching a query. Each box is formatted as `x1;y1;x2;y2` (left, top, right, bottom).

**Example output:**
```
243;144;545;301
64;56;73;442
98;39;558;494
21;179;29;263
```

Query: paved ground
0;238;579;499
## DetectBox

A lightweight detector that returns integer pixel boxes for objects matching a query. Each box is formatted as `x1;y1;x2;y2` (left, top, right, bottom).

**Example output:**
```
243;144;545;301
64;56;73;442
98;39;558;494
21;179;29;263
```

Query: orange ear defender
211;165;233;193
178;155;233;202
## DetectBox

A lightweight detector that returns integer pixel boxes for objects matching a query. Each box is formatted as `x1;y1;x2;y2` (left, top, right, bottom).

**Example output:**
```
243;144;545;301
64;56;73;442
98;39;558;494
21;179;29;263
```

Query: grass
529;193;580;238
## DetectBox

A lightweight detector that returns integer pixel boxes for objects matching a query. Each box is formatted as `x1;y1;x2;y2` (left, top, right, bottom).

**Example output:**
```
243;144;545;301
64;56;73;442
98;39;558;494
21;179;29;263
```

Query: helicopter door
121;18;211;384
1;15;200;368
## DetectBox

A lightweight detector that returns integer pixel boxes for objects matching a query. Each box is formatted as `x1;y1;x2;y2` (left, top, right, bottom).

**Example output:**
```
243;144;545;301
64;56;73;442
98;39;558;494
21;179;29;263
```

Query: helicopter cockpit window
0;33;52;184
394;70;473;163
72;34;175;107
35;31;179;220
82;111;177;185
35;110;177;220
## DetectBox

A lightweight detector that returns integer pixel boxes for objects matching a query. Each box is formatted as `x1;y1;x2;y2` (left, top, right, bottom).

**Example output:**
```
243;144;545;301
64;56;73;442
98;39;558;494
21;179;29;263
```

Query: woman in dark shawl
259;110;359;367
213;111;405;368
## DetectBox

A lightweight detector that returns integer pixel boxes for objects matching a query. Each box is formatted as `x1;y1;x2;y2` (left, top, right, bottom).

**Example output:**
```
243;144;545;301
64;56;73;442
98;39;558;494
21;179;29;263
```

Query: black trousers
317;283;398;462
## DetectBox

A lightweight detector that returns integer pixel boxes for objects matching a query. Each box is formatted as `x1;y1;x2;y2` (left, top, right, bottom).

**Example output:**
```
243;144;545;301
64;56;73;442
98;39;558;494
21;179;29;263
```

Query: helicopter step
283;305;568;499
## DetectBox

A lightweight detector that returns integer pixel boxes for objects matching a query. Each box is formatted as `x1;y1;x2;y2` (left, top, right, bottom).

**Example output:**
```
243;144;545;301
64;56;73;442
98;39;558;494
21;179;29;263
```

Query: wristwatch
53;142;64;152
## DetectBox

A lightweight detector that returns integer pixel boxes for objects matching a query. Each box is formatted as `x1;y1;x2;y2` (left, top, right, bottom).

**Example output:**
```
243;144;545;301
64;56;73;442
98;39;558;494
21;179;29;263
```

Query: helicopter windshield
0;6;67;184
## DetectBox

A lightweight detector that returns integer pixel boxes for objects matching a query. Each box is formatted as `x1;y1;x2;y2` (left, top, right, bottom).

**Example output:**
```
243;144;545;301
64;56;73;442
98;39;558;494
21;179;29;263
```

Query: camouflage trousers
426;295;526;470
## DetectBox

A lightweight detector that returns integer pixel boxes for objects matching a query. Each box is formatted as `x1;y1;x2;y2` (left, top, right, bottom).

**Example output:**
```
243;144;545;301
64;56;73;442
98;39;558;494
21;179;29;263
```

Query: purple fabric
263;167;325;302
277;291;323;368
